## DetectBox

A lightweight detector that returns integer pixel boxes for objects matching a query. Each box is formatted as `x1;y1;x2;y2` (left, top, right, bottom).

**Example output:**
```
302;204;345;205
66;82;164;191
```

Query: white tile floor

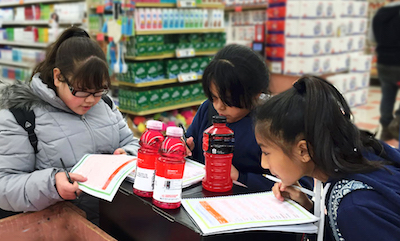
352;85;400;148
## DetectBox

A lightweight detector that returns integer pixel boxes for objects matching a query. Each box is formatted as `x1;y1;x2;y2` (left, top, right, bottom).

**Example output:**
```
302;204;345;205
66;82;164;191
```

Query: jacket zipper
81;115;96;151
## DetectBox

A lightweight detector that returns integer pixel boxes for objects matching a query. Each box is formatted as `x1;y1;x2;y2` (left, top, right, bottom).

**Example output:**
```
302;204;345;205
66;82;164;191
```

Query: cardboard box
0;202;116;241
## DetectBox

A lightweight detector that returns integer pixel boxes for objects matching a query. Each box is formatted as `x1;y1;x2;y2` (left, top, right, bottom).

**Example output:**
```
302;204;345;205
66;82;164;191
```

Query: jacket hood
0;80;45;110
0;73;70;112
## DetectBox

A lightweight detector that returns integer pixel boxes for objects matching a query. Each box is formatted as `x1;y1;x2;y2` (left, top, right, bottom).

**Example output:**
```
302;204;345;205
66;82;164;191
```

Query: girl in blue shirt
254;75;400;241
185;44;274;191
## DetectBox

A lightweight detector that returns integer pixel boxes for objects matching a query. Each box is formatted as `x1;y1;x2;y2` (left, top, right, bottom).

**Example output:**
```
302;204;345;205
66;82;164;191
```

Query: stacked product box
225;10;266;46
117;56;211;83
118;82;205;112
266;0;369;76
126;33;225;57
327;54;372;108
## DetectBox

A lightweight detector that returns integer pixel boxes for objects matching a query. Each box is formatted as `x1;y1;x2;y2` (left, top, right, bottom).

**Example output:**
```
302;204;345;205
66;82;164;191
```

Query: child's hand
55;172;87;200
185;137;195;156
230;165;239;181
113;148;127;155
272;182;313;211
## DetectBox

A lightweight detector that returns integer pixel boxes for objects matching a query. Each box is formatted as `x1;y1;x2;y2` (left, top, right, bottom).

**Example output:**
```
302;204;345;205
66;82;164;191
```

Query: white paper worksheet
71;154;137;202
182;192;319;236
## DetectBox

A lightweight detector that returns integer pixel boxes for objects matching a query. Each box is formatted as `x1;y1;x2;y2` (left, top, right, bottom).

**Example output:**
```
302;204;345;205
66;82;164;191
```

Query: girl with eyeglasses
0;27;140;225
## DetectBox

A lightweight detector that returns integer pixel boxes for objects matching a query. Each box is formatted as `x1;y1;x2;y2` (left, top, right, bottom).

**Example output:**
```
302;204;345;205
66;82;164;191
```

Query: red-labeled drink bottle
133;120;165;197
202;116;235;192
153;126;186;209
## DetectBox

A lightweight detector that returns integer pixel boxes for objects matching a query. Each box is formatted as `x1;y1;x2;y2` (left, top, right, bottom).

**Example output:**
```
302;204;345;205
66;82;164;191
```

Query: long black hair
32;26;110;92
202;44;270;110
254;75;388;178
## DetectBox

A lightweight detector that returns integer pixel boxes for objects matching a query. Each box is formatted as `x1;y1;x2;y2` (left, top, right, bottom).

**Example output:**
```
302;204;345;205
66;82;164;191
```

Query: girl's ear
296;140;311;163
53;68;62;87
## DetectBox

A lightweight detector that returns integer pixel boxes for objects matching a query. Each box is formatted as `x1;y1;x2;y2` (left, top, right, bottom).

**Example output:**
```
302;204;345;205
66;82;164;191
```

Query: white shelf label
271;62;282;74
176;48;195;58
177;0;196;8
178;72;199;82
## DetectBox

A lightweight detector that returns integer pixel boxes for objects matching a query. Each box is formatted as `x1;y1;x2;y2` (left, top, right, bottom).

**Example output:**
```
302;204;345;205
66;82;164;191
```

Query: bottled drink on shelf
133;120;165;197
153;126;186;209
202;116;234;192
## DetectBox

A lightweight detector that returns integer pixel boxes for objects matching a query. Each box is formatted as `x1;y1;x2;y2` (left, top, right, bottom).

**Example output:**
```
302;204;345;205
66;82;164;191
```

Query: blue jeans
377;64;400;127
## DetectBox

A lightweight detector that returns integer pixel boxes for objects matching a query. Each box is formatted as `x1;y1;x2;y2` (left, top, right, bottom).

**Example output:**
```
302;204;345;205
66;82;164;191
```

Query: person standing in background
369;0;400;141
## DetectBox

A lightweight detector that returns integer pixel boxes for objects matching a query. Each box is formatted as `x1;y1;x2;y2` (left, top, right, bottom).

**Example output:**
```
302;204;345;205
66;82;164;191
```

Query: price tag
177;0;196;8
178;72;198;82
271;62;282;74
176;48;195;58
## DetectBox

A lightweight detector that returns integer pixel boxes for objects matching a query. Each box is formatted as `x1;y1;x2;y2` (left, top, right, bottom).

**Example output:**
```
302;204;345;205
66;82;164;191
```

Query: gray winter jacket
0;74;139;212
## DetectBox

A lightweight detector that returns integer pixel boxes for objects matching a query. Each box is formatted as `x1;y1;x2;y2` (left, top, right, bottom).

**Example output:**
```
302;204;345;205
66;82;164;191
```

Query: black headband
72;30;90;38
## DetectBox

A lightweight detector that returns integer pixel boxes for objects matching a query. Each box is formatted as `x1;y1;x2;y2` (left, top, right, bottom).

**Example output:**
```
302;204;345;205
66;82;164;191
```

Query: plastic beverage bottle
153;126;186;209
202;116;234;192
133;120;165;197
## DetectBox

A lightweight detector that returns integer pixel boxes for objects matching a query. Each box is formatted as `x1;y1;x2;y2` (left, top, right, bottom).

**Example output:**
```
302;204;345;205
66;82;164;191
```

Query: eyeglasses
59;74;109;98
68;85;109;98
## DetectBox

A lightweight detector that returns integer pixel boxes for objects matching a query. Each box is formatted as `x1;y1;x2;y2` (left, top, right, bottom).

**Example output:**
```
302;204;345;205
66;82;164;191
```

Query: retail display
0;0;86;82
225;0;268;48
265;0;371;107
86;0;225;134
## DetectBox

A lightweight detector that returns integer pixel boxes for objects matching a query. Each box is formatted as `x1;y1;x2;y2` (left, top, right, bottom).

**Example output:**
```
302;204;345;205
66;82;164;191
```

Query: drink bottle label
133;153;158;192
153;176;183;203
203;133;234;154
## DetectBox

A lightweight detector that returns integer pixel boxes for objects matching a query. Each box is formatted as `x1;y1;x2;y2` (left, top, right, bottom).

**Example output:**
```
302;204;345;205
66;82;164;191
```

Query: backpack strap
9;107;38;154
9;96;112;154
102;95;113;109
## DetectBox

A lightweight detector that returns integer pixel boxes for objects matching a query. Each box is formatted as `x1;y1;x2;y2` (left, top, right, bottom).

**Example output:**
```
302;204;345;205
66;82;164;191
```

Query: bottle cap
166;126;183;137
146;120;163;130
212;115;226;124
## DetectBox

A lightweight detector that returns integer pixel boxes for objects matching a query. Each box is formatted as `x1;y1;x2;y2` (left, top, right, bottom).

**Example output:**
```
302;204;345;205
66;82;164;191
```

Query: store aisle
352;85;400;148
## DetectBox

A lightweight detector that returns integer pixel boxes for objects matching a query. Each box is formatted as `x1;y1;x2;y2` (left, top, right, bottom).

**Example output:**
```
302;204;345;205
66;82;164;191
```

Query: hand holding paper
71;154;137;202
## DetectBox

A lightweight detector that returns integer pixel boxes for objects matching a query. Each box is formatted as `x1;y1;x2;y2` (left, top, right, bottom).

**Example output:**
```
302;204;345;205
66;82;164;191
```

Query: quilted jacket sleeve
0;109;62;212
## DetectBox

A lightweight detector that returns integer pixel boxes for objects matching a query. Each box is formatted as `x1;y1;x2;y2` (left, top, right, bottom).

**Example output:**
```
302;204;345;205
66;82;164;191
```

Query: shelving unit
92;1;225;118
224;3;268;11
0;0;79;7
119;99;205;116
135;28;225;35
0;0;87;82
125;50;217;61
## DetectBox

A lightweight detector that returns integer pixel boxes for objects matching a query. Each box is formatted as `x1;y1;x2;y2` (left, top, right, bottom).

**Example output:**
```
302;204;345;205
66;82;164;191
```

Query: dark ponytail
255;75;387;178
32;26;110;92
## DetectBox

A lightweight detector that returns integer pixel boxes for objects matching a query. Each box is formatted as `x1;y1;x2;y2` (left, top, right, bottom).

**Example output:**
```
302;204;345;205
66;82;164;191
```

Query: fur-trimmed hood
0;80;45;110
0;73;70;113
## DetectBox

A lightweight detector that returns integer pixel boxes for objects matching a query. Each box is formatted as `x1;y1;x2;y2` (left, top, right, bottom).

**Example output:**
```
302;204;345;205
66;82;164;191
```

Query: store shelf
0;59;34;68
117;78;179;88
0;40;48;48
135;2;224;8
0;0;79;7
1;19;83;26
136;28;225;35
119;99;205;116
225;3;268;11
125;50;217;61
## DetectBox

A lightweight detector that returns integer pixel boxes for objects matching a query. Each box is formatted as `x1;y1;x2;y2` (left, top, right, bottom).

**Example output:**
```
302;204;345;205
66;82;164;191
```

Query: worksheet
71;154;137;202
182;192;319;236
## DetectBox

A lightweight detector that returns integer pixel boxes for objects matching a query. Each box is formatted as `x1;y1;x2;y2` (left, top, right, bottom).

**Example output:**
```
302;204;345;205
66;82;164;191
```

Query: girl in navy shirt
254;75;400;241
185;44;274;191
